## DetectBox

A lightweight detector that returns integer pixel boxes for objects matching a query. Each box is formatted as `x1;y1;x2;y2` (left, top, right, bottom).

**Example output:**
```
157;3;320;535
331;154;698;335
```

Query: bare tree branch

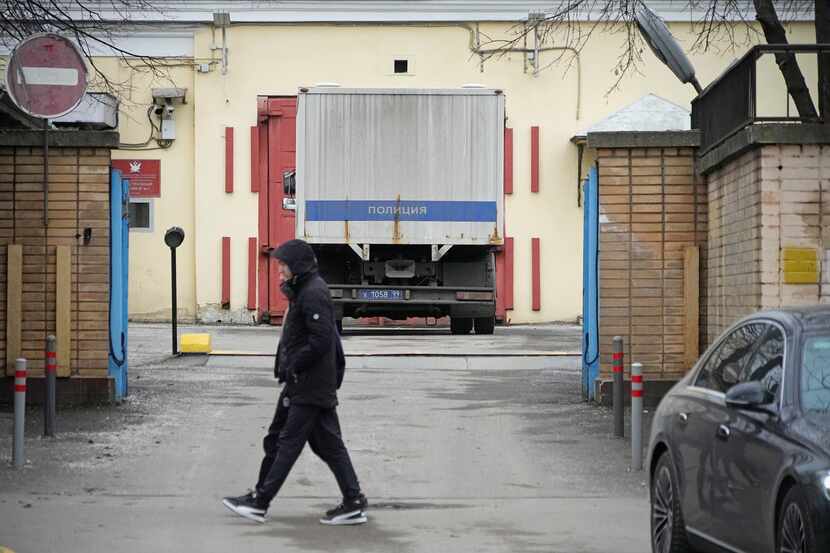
0;0;178;100
753;0;817;119
477;0;820;107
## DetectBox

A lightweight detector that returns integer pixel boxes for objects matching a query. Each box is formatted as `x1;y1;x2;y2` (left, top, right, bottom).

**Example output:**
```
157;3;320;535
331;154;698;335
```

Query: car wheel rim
781;502;808;553
652;465;674;553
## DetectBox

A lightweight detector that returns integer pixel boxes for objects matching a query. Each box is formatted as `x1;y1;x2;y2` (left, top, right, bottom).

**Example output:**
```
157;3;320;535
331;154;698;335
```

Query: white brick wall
706;144;830;343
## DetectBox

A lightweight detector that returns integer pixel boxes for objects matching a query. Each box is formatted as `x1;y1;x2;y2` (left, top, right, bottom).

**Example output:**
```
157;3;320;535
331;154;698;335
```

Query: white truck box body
296;88;505;246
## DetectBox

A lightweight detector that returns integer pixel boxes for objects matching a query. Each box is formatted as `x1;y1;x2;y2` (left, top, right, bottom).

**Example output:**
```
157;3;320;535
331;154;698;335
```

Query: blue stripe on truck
305;200;498;222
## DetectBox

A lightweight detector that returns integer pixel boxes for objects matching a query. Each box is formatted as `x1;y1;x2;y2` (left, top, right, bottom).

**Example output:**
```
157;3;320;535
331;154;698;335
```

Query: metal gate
109;169;129;400
256;97;297;323
581;166;599;400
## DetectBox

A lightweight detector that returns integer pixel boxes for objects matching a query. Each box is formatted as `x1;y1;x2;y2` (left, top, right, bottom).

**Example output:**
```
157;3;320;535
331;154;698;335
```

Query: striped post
612;336;624;438
45;335;57;437
13;358;26;468
631;362;644;471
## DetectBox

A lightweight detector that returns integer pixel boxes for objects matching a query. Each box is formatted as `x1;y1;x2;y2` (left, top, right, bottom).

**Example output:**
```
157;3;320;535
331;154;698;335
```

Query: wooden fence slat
6;244;21;375
684;246;700;369
56;245;71;377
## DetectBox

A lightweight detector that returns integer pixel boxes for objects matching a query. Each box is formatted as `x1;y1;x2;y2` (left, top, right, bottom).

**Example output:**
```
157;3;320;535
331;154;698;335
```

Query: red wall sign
112;159;161;198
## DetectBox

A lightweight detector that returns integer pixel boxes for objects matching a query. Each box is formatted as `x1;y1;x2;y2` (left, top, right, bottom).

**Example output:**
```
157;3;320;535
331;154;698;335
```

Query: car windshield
801;334;830;413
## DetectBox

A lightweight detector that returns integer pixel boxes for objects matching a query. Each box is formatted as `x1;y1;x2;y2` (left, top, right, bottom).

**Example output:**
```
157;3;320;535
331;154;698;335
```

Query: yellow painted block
781;247;819;284
781;247;817;262
783;260;818;273
180;333;212;353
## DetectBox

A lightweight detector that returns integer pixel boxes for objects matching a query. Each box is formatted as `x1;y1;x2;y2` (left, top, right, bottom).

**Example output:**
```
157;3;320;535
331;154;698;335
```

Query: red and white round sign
5;33;88;119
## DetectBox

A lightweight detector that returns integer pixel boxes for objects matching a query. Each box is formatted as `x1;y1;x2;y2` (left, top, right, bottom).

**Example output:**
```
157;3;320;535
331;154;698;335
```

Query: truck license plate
358;289;404;301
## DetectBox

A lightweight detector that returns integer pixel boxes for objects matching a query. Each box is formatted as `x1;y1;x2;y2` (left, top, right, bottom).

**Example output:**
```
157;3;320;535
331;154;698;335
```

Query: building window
394;59;409;74
128;199;153;232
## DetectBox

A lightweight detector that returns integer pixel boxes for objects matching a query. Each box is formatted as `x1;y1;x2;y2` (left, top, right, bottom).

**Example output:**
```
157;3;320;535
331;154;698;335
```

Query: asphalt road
0;324;650;553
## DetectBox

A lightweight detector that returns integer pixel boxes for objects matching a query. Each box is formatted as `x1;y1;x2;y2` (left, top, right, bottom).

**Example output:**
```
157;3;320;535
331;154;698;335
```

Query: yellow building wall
113;20;815;324
110;62;197;321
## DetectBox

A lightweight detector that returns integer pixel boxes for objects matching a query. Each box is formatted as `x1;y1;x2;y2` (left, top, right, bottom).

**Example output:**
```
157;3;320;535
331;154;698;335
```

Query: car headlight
824;474;830;492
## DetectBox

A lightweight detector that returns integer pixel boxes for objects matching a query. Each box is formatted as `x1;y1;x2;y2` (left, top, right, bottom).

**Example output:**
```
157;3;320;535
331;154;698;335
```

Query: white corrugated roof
576;93;691;139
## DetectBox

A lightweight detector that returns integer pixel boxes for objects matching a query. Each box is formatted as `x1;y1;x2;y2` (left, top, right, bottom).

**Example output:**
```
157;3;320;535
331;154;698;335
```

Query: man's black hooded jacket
272;239;344;408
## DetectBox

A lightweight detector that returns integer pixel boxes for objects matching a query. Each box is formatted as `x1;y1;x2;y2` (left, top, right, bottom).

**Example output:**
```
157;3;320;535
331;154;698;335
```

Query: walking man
223;239;367;525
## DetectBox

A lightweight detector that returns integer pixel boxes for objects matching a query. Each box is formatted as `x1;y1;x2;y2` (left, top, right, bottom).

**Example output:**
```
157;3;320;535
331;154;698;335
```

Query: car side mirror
725;381;776;414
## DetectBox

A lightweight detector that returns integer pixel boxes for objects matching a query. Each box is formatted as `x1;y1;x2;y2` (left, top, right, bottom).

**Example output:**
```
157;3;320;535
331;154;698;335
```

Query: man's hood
271;239;318;277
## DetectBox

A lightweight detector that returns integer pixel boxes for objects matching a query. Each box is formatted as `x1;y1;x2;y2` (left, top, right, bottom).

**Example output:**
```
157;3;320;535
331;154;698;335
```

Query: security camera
163;105;175;116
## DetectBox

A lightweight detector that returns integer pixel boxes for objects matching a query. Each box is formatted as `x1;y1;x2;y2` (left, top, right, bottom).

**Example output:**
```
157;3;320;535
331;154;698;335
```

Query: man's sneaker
222;492;267;523
320;494;368;526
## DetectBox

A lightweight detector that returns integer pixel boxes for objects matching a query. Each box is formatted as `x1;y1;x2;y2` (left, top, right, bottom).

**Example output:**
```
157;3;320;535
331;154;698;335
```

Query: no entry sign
5;33;88;119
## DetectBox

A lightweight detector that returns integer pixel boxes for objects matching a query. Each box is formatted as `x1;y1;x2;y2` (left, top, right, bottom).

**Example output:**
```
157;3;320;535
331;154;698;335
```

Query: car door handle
678;413;689;425
717;424;731;440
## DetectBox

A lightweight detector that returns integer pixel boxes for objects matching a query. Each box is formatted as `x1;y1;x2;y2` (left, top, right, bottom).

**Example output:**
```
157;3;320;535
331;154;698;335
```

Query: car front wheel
651;451;689;553
778;485;817;553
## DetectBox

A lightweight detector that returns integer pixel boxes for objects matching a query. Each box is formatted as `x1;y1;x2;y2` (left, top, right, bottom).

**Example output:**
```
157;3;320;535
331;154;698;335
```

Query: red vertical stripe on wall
505;237;514;310
250;126;259;193
531;237;541;311
225;127;234;193
496;248;506;321
504;128;513;195
222;237;231;307
247;237;257;310
530;126;539;193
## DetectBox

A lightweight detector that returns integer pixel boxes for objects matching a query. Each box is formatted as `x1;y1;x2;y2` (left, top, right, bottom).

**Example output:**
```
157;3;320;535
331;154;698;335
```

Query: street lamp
165;227;185;355
635;4;703;94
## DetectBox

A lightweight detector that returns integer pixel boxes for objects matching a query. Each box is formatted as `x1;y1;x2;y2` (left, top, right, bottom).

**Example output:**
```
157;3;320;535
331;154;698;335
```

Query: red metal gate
256;96;297;324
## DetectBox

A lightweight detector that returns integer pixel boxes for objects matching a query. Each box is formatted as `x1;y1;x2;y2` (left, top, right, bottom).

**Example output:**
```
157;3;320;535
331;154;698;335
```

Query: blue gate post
109;169;129;400
581;166;600;400
582;176;590;399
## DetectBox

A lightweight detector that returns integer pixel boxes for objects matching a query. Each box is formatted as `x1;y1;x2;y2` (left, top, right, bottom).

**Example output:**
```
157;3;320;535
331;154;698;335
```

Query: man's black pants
255;388;361;506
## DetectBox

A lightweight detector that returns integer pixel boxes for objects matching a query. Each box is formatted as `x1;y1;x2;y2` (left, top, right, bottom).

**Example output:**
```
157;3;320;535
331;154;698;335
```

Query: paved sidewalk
0;324;651;553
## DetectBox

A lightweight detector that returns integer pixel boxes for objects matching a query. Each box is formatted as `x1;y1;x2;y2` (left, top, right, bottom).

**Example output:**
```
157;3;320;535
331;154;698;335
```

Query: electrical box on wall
152;88;187;142
161;107;176;140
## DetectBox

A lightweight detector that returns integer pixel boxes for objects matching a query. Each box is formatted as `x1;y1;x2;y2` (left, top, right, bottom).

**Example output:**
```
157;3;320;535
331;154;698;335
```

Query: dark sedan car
648;306;830;553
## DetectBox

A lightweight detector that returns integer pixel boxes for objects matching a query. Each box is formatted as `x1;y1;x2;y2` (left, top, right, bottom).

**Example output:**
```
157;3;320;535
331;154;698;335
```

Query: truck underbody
312;244;497;334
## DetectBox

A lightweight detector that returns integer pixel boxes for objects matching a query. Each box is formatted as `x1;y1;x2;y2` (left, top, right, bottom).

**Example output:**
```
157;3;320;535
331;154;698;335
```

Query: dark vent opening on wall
394;59;409;74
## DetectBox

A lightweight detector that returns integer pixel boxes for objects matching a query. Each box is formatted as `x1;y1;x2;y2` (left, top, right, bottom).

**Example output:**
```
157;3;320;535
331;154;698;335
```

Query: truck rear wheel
450;317;473;335
474;316;495;335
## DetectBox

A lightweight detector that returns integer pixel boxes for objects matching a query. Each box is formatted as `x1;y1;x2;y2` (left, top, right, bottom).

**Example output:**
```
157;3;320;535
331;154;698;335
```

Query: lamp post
165;227;185;355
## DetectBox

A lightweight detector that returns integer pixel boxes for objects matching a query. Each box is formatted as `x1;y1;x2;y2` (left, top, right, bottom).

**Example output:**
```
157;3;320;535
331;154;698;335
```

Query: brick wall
597;147;707;381
0;146;110;378
706;144;830;340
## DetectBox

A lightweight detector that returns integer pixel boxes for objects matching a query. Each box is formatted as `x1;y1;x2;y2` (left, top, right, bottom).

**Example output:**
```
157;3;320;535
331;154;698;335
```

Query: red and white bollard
612;336;624;438
631;362;643;471
13;358;26;468
45;335;57;437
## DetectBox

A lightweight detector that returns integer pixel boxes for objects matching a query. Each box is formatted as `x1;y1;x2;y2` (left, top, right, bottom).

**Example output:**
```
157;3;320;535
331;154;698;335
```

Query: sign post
5;35;88;402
